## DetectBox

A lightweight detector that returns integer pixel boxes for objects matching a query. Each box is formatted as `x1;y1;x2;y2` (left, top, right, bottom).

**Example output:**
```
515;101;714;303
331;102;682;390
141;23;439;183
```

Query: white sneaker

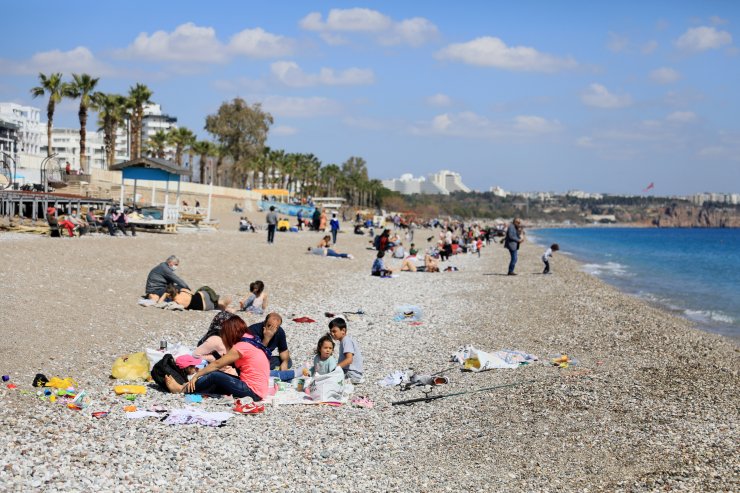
347;254;354;259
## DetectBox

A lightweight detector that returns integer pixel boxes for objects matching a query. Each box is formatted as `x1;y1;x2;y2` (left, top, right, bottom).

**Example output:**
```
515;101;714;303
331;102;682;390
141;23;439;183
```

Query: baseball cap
175;355;207;369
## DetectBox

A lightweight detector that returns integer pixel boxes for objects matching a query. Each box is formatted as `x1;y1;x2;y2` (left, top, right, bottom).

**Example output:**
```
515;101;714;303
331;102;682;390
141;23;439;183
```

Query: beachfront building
41;128;106;171
382;170;471;195
0;120;19;155
141;103;177;160
429;170;471;193
691;192;740;205
566;189;604;200
0;103;44;156
489;186;509;197
382;173;449;195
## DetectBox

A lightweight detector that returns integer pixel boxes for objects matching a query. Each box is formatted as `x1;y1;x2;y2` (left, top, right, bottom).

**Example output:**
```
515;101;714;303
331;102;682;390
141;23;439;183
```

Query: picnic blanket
451;346;538;371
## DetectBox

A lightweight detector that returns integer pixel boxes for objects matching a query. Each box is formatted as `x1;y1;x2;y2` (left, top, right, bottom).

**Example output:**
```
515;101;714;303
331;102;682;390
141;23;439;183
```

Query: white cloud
642;40;659;54
607;32;629;53
382;17;439;47
411;111;561;139
0;46;116;76
229;28;294;58
675;26;732;52
260;96;341;118
300;8;437;46
709;15;729;26
666;111;696;123
271;125;297;136
576;136;596;148
435;36;577;72
426;93;452;107
581;83;632;109
118;23;226;62
270;61;374;87
650;67;681;84
301;8;392;32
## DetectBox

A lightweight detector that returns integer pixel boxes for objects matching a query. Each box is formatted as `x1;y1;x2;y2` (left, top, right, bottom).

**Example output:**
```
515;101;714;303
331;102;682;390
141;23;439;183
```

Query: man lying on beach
145;255;190;300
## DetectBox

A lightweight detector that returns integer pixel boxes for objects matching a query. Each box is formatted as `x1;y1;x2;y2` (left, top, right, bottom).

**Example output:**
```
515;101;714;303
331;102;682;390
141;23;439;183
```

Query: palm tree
320;164;342;196
127;83;153;159
30;73;65;158
191;140;215;184
167;127;196;167
62;73;100;173
146;130;168;159
92;92;127;168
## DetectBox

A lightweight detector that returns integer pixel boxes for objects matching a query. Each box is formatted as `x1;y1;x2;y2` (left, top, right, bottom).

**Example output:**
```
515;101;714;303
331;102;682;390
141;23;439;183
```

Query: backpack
150;354;188;390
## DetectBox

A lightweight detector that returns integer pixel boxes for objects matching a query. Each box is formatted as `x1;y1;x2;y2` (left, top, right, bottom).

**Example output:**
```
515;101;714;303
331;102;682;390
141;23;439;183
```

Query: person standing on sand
505;218;523;275
266;206;278;244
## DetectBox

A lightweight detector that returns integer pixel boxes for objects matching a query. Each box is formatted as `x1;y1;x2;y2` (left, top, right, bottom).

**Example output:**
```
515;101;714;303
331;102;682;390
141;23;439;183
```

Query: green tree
191;140;215;184
341;156;369;204
62;73;100;173
146;130;168;159
92;92;127;168
127;83;153;159
204;98;273;188
30;72;65;158
167;126;196;167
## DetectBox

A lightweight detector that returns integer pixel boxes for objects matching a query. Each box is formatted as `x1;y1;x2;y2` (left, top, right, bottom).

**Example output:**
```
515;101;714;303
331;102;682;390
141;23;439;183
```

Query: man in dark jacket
505;218;523;275
145;255;190;299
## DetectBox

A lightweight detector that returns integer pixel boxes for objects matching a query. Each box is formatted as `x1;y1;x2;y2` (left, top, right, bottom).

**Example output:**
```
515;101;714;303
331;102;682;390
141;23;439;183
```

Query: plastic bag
309;367;347;403
111;352;150;380
45;376;78;389
393;304;423;322
113;385;147;395
145;343;192;370
452;345;519;371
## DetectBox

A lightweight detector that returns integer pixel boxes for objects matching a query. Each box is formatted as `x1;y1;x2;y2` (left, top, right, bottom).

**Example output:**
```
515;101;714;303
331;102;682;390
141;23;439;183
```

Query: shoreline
0;228;737;491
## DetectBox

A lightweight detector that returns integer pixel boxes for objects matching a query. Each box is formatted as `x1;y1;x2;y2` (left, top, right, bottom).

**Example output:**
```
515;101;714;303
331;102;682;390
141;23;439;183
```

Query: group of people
163;310;364;400
47;206;135;237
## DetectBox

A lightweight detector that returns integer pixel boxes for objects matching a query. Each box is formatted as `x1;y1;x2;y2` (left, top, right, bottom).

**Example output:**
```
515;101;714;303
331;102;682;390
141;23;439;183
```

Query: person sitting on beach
329;317;364;384
248;313;291;371
371;250;394;277
409;243;418;256
113;209;136;236
145;255;190;300
302;333;338;377
239;280;268;314
542;243;559;275
68;209;89;236
165;315;269;400
309;235;354;259
392;242;405;259
194;311;233;362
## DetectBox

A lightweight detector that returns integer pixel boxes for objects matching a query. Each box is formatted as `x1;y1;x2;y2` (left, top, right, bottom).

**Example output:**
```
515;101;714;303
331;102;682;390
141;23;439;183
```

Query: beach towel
292;317;316;323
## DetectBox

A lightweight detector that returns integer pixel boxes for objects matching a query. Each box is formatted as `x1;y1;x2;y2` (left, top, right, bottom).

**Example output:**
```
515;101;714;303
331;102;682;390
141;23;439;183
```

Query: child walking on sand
329;317;364;384
303;333;338;377
542;243;560;274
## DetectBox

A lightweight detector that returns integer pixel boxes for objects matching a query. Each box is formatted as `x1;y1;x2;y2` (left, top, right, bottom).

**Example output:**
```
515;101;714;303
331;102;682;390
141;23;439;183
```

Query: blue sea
529;228;740;339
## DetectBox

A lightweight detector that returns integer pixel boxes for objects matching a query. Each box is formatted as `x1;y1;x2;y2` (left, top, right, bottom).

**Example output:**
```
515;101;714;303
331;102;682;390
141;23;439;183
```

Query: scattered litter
123;405;137;412
2;375;9;382
351;396;374;409
7;383;17;390
69;391;91;410
45;376;78;389
91;411;110;419
185;394;203;403
162;407;232;427
550;354;578;368
408;321;423;326
377;370;449;390
32;374;49;387
292;317;316;323
393;305;423;322
113;385;147;395
451;346;538;371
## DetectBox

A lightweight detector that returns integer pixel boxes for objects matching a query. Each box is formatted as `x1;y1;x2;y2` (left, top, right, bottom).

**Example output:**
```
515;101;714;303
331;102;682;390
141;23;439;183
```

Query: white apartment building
0;120;19;155
0;103;45;156
566;189;604;200
691;192;740;205
142;103;177;159
382;173;449;195
41;128;106;171
429;169;471;193
489;186;509;198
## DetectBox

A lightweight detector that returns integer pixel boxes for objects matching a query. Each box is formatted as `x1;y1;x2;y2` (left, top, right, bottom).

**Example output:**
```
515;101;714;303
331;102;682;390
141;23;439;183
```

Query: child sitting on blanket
329;317;364;384
302;333;338;377
175;355;208;378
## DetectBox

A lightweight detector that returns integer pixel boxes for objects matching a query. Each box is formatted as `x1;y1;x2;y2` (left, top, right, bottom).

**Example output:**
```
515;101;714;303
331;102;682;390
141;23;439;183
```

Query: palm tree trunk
79;106;88;173
46;105;53;158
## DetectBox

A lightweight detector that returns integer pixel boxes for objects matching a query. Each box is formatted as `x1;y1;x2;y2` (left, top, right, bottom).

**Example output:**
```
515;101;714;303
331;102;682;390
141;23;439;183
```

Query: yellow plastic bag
45;377;78;389
111;352;150;380
113;385;147;395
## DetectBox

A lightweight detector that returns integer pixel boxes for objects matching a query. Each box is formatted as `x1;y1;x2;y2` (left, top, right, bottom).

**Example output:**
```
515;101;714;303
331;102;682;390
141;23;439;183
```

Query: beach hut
110;157;190;230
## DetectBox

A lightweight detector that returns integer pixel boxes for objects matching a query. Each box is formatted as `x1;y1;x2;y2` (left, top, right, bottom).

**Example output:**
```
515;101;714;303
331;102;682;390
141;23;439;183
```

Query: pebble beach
0;228;737;492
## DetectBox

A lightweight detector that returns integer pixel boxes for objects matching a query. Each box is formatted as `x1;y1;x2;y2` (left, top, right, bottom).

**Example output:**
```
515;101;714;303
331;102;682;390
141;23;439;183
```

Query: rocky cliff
652;204;740;228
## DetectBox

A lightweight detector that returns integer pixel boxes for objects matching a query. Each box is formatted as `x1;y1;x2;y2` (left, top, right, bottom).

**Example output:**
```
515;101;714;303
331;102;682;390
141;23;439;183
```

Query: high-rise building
141;103;177;159
0;103;44;156
429;170;471;193
382;170;470;195
41;128;106;171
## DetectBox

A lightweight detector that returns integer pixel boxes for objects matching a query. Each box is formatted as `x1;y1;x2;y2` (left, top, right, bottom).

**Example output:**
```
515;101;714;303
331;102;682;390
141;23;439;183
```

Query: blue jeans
267;224;276;243
190;371;262;400
508;249;518;274
331;229;338;244
326;248;348;258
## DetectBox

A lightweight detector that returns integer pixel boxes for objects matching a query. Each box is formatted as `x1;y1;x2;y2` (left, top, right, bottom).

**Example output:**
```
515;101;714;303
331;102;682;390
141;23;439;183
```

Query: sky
1;1;739;195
